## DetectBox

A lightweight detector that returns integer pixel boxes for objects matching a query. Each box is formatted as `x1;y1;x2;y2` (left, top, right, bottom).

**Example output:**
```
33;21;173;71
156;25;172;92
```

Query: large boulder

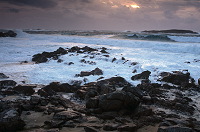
87;91;140;112
13;85;36;96
0;109;25;132
160;71;195;86
131;71;151;80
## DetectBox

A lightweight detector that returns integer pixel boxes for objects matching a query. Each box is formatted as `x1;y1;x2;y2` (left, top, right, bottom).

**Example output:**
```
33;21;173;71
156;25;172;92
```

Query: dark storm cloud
8;8;20;13
0;0;57;8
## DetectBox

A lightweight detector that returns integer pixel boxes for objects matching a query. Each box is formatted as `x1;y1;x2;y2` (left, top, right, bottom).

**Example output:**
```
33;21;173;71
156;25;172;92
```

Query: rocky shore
1;46;200;132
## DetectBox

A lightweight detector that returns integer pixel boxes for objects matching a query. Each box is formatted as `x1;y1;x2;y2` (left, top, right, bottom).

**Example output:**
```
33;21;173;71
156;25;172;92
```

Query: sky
0;0;200;31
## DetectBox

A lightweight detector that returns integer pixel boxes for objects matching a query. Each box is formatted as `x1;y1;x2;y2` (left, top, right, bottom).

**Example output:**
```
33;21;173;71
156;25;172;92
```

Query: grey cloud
8;8;20;13
0;0;57;8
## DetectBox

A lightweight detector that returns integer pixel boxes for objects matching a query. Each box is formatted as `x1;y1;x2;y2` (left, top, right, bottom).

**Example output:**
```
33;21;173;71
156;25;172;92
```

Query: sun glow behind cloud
101;0;140;9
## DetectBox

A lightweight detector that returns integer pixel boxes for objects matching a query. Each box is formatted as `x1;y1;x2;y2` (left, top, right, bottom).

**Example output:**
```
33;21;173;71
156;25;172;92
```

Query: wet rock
117;124;137;132
13;85;36;96
80;71;92;77
38;82;78;97
57;59;63;63
53;110;82;121
131;71;151;80
112;58;117;62
122;86;144;98
0;30;17;37
0;73;9;79
103;123;119;131
32;47;67;63
160;71;195;86
0;109;25;132
86;97;99;109
95;91;140;112
100;49;108;54
158;126;193;132
198;78;200;85
91;68;103;75
84;126;98;132
0;80;17;89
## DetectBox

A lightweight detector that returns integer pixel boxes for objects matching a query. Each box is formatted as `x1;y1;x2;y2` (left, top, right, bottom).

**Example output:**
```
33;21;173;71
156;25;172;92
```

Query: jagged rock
13;85;36;96
160;71;195;86
0;109;25;132
0;73;9;79
32;47;67;63
0;80;17;89
158;126;193;132
131;71;151;80
38;82;78;97
53;110;82;121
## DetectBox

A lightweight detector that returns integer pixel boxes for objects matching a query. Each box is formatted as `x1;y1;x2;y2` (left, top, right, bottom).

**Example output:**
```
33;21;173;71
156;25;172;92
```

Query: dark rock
100;49;108;54
99;97;123;111
32;54;48;63
112;58;117;62
131;71;151;80
158;126;193;132
0;80;17;89
97;111;118;120
98;91;140;112
13;85;36;96
0;73;9;79
32;47;67;63
198;78;200;85
91;68;103;75
103;123;119;131
0;30;17;37
57;59;63;63
160;71;194;86
80;71;92;77
44;120;65;128
38;82;77;97
117;124;137;132
53;110;82;121
0;109;25;132
86;97;99;109
84;126;98;132
131;62;138;65
122;86;144;98
30;95;41;105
